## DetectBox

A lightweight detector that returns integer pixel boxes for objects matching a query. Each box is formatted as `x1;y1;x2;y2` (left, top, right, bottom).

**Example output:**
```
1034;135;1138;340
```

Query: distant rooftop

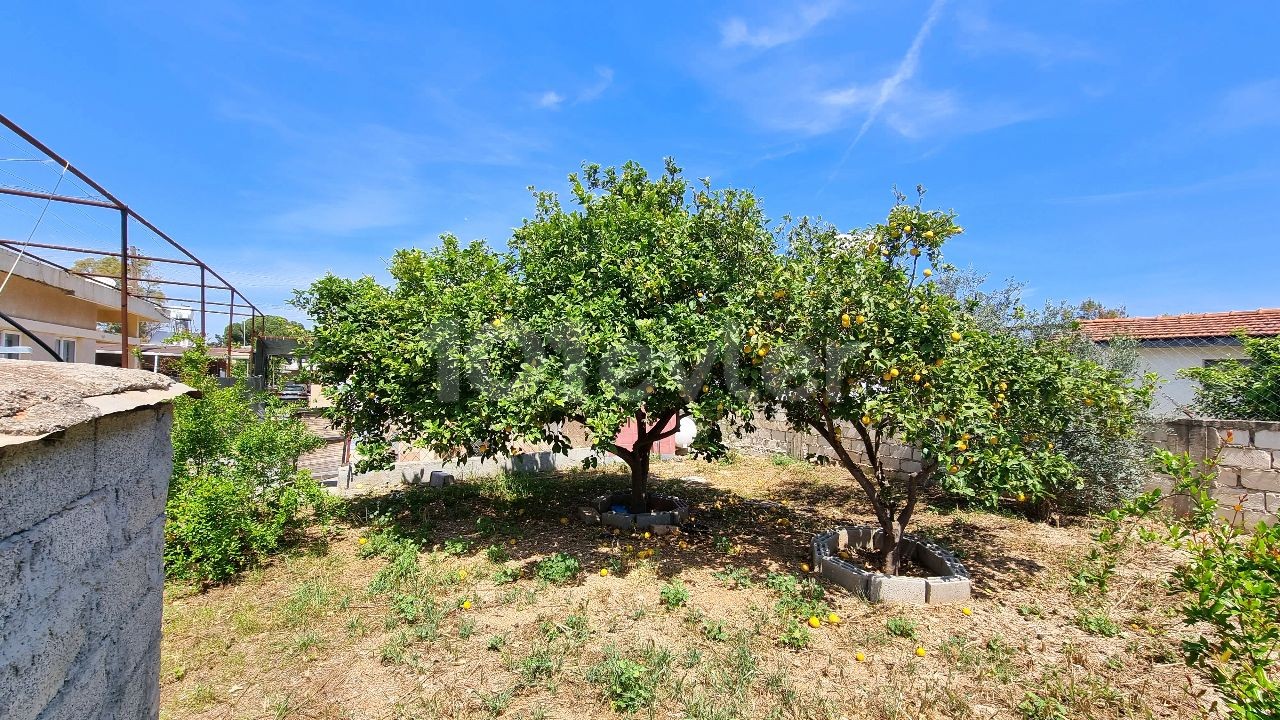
0;360;193;444
1079;308;1280;342
0;245;168;322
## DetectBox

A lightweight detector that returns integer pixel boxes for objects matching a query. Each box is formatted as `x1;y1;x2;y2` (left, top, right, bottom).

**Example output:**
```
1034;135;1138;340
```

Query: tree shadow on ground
334;461;1049;601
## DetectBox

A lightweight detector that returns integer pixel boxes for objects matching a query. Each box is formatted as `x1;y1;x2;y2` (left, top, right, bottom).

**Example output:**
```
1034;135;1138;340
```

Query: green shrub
535;553;581;583
164;337;326;585
778;619;811;650
1180;332;1280;420
886;616;918;639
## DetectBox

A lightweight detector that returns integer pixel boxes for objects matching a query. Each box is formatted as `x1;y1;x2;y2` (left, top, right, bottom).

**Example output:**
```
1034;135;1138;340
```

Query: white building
1080;309;1280;418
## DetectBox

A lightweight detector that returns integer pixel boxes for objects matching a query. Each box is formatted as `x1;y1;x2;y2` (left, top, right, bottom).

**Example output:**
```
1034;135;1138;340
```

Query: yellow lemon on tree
644;531;651;539
923;268;932;277
1017;492;1027;503
808;616;822;629
757;347;768;357
912;373;921;382
889;368;900;379
950;331;962;342
949;465;960;474
923;230;935;238
915;647;926;657
855;314;866;324
560;516;569;524
701;384;709;393
903;225;912;233
909;247;921;257
861;414;872;425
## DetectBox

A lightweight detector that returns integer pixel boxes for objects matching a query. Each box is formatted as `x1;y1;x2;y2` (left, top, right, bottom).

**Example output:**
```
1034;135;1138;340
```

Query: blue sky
3;1;1278;325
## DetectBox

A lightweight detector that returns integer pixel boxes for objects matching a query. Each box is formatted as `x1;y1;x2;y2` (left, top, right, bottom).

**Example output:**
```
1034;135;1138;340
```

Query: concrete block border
578;492;690;530
811;524;971;604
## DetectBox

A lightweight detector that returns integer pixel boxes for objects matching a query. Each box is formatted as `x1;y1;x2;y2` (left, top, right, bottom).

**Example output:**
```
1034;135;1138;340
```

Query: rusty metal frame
0;113;264;368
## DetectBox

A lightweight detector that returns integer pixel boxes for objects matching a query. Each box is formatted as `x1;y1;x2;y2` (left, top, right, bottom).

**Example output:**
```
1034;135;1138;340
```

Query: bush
659;579;689;609
588;649;657;713
1180;332;1280;420
1082;449;1280;718
165;337;327;584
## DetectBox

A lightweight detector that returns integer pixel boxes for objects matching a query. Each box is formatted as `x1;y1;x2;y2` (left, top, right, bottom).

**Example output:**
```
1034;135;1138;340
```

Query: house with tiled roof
1079;308;1280;417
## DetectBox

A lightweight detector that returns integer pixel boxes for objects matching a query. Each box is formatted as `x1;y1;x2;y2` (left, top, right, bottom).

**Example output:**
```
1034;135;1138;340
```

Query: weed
458;617;476;639
1018;603;1044;618
712;566;753;589
886;616;919;639
766;573;829;620
779;619;811;650
519;647;561;686
660;579;689;609
770;453;799;466
477;687;514;717
535;553;581;583
588;649;656;713
1076;609;1120;637
282;578;334;626
344;616;372;638
485;544;509;563
379;631;410;665
714;536;735;554
701;619;729;642
1018;691;1069;720
493;564;521;584
486;633;507;652
442;538;471;556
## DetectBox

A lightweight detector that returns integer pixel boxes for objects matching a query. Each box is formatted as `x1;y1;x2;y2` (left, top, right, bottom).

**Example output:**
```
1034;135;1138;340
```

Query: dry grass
160;455;1215;720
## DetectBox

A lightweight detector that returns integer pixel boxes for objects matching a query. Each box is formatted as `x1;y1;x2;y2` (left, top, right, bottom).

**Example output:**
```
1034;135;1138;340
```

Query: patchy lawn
160;455;1212;720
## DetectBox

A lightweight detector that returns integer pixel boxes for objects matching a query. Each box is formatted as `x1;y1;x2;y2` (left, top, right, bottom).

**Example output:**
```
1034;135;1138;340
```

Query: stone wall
730;416;923;476
1147;418;1280;525
1;394;177;719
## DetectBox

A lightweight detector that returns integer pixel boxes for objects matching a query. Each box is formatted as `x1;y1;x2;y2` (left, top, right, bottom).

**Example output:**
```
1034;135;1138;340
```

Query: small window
56;338;77;363
2;332;21;361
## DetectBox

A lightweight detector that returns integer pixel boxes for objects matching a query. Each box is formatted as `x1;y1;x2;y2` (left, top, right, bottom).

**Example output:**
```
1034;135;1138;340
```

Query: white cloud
1214;79;1280;130
827;0;948;174
953;8;1097;66
720;1;838;50
536;90;565;109
577;67;614;103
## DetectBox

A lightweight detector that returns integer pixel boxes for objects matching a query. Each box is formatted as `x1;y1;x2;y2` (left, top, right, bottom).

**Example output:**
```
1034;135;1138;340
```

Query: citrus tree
295;160;776;511
761;200;1145;574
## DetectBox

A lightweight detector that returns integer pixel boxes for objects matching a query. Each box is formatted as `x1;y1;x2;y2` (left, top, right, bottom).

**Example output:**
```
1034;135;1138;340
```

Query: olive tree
761;200;1146;574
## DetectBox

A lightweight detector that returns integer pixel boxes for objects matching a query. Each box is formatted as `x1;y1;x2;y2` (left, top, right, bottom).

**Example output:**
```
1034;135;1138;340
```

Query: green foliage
535;552;582;583
1074;609;1119;637
659;579;689;608
587;649;659;713
764;573;828;620
886;616;919;639
165;337;326;584
293;160;776;503
760;197;1147;573
1082;449;1280;719
778;619;812;650
1181;332;1280;420
215;314;307;345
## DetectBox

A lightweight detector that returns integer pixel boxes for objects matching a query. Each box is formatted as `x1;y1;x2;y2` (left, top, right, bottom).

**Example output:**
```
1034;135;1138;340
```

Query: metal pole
200;266;206;341
119;210;129;368
227;294;234;372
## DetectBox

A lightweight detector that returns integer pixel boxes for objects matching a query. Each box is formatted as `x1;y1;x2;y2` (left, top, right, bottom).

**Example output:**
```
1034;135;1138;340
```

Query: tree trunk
629;444;651;513
879;519;903;575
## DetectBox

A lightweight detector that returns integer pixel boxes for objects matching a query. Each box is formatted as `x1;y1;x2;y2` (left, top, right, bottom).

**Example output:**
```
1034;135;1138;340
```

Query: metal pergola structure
0;112;264;367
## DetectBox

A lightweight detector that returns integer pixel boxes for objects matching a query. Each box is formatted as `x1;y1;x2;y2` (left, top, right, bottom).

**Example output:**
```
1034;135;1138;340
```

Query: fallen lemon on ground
462;600;472;610
915;647;926;657
808;616;822;628
560;517;569;524
358;537;368;545
458;569;468;581
800;563;811;573
599;568;609;577
961;607;972;616
827;613;840;624
855;651;865;662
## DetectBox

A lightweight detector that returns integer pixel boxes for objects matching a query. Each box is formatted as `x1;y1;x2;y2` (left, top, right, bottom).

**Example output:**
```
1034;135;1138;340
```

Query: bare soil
159;455;1215;720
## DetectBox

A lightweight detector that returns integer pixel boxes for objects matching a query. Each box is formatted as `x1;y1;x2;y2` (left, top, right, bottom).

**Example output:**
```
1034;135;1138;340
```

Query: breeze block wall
729;415;923;476
0;364;188;720
1147;418;1280;526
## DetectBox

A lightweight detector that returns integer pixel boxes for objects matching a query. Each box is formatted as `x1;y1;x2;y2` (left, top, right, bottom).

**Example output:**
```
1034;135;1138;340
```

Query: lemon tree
506;159;775;511
760;198;1145;574
295;160;775;512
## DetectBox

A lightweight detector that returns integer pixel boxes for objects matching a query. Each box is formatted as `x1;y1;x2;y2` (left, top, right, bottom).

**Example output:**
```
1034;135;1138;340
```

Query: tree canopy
216;314;307;345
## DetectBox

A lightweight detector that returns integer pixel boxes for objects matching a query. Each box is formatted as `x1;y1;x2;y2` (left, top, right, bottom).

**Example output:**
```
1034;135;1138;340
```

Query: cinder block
925;576;972;604
428;470;454;487
0;499;109;633
818;558;868;597
1239;469;1280;492
1219;447;1272;470
865;574;927;604
0;583;92;720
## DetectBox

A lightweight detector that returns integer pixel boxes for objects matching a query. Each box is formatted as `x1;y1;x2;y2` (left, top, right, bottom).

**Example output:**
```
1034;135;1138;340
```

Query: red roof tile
1079;309;1280;341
